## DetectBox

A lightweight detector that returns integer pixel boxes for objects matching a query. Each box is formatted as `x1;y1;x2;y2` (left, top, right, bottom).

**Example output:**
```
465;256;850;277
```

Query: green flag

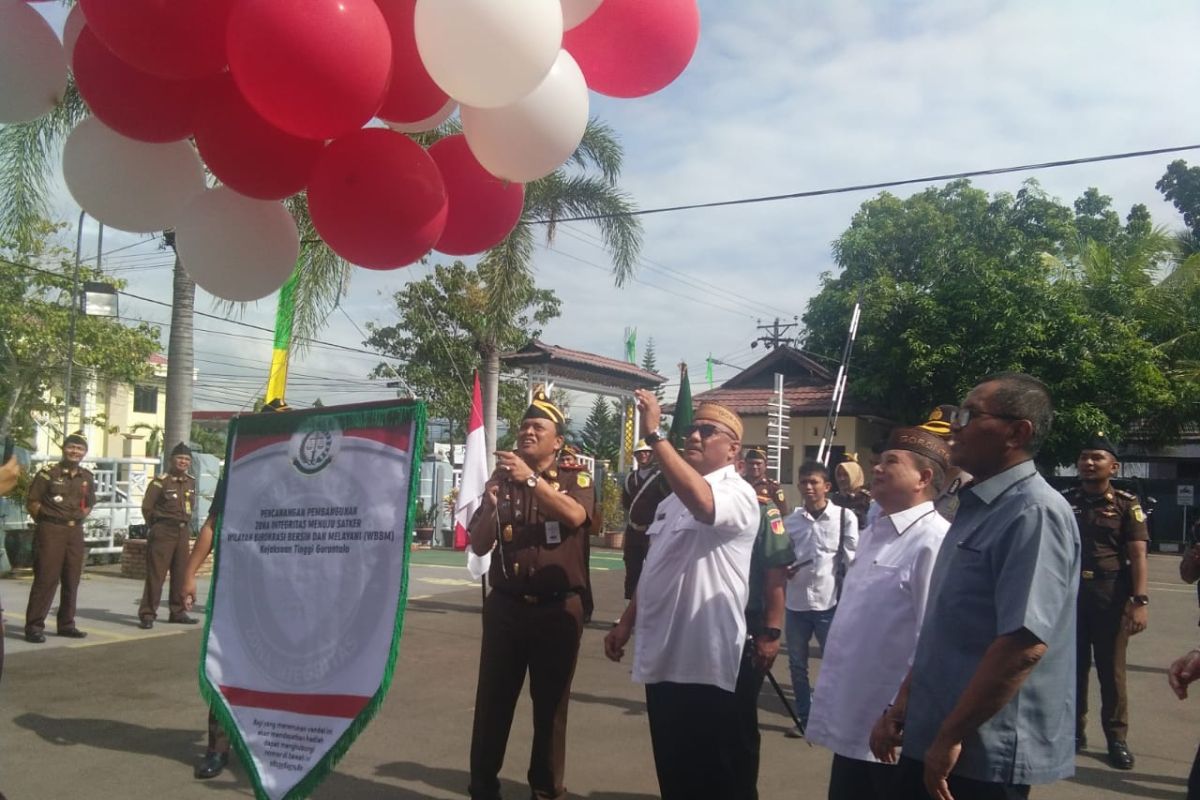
706;355;714;389
624;327;637;363
667;364;693;449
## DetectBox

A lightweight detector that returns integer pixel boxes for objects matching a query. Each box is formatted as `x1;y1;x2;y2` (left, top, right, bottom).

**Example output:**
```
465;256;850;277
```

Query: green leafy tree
190;422;227;457
802;179;1185;466
641;337;664;401
1157;159;1200;238
0;218;161;445
579;396;621;462
364;261;560;441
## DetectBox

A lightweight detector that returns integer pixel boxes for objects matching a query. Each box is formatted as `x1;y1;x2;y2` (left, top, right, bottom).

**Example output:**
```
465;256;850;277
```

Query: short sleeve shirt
745;504;795;628
1063;486;1148;572
29;463;96;522
904;460;1081;785
633;464;760;692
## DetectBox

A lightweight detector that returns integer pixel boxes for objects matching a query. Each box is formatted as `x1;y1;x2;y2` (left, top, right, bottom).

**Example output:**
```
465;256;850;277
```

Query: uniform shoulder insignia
37;466;52;475
1132;505;1146;523
576;472;591;489
1114;489;1137;500
767;507;785;536
775;489;787;501
150;477;163;486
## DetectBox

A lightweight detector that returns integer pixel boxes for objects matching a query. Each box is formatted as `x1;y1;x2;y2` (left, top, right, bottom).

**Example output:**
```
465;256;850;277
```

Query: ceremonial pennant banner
200;400;426;800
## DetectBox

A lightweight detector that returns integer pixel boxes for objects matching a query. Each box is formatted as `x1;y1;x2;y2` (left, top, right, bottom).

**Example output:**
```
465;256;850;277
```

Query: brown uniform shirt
1064;485;1149;573
29;463;96;523
482;466;595;596
142;472;196;526
750;476;790;516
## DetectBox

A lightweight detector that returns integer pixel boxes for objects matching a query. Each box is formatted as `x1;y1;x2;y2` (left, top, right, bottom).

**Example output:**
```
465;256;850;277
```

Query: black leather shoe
195;751;228;780
56;628;87;639
1076;733;1087;753
1108;740;1135;770
138;618;154;630
168;615;198;625
24;631;46;643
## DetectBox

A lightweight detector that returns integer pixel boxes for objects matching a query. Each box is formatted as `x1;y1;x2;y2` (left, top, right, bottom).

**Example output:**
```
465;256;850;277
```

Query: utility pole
750;316;798;351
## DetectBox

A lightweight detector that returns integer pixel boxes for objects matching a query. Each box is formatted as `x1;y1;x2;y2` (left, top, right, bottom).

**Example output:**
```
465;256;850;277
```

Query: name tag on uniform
545;521;562;544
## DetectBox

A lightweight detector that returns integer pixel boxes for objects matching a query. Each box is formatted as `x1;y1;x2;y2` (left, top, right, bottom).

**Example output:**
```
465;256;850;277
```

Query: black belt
627;522;649;533
1081;568;1123;580
151;520;189;528
39;517;77;527
492;588;580;606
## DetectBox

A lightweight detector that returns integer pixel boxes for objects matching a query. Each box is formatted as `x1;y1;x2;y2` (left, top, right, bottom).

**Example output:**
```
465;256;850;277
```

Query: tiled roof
148;353;168;366
680;386;838;415
501;339;666;391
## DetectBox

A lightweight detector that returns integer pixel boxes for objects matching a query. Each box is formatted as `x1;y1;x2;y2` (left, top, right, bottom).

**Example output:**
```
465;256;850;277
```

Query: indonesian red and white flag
456;372;491;580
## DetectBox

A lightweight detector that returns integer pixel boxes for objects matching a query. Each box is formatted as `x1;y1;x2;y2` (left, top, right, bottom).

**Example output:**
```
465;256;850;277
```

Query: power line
529;143;1200;224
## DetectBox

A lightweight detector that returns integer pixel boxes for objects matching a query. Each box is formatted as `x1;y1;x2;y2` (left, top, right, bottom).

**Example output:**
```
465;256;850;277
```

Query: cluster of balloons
0;0;700;302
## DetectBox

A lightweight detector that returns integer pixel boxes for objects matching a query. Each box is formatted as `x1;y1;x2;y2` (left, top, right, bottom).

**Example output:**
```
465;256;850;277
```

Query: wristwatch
759;627;782;641
1130;594;1150;607
644;430;666;446
525;473;540;488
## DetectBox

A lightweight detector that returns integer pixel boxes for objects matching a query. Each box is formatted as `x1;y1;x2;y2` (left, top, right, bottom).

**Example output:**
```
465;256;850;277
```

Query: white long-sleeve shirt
784;500;859;612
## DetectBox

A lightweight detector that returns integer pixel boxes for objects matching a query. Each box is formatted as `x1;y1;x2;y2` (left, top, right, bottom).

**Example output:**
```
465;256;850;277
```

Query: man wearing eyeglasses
605;392;760;800
870;373;1080;800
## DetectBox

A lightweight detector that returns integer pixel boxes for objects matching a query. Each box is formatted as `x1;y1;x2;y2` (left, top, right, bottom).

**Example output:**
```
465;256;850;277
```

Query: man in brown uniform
24;432;96;642
138;442;199;629
1065;432;1149;770
467;389;594;800
621;440;669;600
742;448;790;516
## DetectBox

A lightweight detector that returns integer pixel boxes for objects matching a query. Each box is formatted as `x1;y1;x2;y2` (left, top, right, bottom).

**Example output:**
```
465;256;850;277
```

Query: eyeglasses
952;407;1026;427
683;423;732;440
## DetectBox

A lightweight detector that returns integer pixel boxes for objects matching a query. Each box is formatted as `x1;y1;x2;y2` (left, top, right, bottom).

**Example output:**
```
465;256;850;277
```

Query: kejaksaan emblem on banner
200;399;425;800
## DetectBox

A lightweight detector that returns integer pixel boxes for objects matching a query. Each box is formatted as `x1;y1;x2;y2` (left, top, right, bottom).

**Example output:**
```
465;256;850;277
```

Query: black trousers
828;753;896;800
646;682;740;800
892;757;1030;800
732;640;767;800
1189;741;1200;800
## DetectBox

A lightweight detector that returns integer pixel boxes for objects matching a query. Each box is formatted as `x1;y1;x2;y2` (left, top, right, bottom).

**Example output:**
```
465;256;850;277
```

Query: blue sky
29;0;1200;421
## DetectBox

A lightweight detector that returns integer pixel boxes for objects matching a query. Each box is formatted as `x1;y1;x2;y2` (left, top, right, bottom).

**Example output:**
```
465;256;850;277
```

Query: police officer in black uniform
1065;432;1149;770
621;440;670;601
467;389;595;800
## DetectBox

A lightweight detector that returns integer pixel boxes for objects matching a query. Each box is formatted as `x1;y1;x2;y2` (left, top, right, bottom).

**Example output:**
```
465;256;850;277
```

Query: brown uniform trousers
139;520;192;621
468;465;594;800
1068;486;1148;743
207;708;230;755
25;520;86;636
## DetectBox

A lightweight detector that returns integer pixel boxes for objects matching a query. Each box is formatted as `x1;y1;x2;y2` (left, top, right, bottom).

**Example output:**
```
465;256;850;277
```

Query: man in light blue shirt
871;373;1080;799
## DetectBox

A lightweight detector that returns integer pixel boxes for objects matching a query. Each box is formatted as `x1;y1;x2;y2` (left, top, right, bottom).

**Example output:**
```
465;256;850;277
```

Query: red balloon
563;0;700;98
375;0;449;124
78;0;234;80
227;0;393;141
308;129;447;269
73;26;209;143
194;78;325;201
429;135;524;256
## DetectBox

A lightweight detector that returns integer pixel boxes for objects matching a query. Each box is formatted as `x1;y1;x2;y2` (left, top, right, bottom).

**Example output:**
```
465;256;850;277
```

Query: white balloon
0;0;68;123
63;3;87;59
461;50;588;183
62;116;205;233
176;187;300;302
561;0;602;30
414;0;562;109
384;98;458;133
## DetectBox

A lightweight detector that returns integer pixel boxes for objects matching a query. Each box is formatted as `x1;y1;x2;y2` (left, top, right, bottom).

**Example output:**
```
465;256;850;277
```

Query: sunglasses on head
683;423;730;439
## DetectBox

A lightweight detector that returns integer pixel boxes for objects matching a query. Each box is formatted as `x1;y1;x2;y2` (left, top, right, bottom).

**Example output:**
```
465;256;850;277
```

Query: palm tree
475;119;643;459
0;83;351;453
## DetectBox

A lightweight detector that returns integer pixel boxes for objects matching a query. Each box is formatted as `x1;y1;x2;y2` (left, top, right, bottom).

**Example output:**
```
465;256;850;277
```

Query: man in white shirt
784;461;859;737
806;426;952;799
605;393;760;800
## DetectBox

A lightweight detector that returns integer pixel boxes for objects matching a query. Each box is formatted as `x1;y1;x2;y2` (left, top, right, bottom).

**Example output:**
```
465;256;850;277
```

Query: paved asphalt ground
1;548;1199;799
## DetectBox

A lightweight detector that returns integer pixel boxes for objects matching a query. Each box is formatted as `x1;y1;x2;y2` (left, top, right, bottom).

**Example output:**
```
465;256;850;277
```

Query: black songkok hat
64;431;88;448
1082;431;1117;457
743;448;766;461
171;441;192;458
523;387;565;427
